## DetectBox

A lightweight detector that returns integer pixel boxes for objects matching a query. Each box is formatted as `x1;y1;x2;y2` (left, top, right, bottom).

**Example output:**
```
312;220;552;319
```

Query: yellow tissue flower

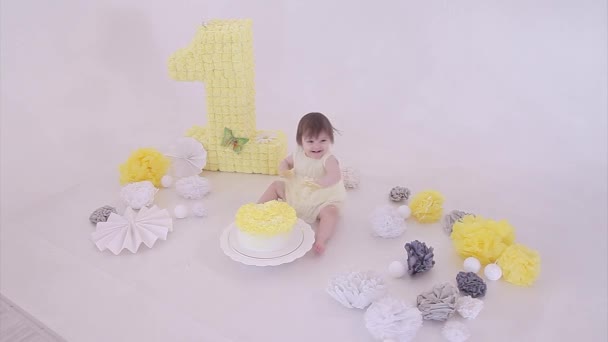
119;148;169;187
497;244;541;286
235;200;297;236
409;190;445;223
451;215;516;265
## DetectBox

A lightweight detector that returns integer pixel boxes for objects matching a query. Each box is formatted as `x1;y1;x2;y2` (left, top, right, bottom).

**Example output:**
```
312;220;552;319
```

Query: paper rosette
165;137;207;177
91;206;173;255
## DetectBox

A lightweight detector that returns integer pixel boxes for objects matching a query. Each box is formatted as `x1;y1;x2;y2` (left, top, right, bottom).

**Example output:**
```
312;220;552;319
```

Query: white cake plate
220;219;315;266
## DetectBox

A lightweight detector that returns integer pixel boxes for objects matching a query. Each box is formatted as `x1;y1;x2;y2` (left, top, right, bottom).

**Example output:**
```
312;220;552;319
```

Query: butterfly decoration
221;127;249;153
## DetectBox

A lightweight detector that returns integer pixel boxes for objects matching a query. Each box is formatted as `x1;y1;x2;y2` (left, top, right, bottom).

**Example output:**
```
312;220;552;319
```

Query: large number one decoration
168;19;287;175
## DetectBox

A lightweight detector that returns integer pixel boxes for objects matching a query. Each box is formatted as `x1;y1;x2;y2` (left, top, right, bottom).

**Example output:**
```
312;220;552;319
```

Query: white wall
2;0;606;219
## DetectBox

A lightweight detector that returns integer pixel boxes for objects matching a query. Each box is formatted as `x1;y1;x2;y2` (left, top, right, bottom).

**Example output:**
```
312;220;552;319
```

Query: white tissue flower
341;166;360;189
370;205;406;238
119;181;158;209
175;176;211;200
326;271;387;309
442;321;470;342
455;295;484;320
364;296;423;342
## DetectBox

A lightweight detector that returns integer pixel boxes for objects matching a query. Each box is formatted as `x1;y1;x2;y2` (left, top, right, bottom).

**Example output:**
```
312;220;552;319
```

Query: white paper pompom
191;202;208;217
175;176;211;199
442;321;470;342
397;205;411;219
388;261;406;278
341;166;360;189
364;296;422;342
370;205;406;238
161;175;173;188
164;137;207;178
455;295;484;320
463;257;481;273
326;271;387;309
484;263;502;281
173;205;189;219
120;181;158;210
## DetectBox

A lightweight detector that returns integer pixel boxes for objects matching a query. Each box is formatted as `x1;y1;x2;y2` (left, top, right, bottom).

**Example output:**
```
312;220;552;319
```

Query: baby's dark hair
296;112;339;145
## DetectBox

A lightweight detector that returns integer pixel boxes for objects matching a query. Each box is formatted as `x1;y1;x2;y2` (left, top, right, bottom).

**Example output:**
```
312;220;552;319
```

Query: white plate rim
220;219;314;266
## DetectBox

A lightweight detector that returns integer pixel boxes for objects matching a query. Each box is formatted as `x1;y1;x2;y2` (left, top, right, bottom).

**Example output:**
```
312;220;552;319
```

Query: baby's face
302;132;331;159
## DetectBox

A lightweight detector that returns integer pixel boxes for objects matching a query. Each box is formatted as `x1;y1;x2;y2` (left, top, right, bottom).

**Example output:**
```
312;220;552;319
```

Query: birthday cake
235;200;298;252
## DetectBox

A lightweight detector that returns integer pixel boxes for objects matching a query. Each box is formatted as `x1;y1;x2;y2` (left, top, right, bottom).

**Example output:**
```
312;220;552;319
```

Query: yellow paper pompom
119;148;170;187
451;215;515;265
496;244;541;286
409;190;445;223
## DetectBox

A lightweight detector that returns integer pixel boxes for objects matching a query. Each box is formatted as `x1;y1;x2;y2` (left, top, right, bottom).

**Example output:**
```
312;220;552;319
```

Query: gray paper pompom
416;283;459;321
89;205;117;224
389;186;411;202
442;210;472;234
404;240;435;275
456;272;487;298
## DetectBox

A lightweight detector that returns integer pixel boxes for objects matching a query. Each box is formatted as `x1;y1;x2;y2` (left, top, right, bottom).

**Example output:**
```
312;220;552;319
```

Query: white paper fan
165;137;207;177
91;205;173;255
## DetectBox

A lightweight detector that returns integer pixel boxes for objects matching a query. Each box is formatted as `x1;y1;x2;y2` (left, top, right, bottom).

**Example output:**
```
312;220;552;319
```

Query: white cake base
236;229;291;252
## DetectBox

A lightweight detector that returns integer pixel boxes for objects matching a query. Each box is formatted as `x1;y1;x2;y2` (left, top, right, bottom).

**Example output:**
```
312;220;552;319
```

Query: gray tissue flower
404;240;435;275
456;272;487;298
443;210;472;235
416;283;459;321
389;186;411;202
89;205;117;224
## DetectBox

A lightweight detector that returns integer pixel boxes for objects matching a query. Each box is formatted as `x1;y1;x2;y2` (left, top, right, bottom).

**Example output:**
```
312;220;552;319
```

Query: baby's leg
257;181;286;203
313;205;339;254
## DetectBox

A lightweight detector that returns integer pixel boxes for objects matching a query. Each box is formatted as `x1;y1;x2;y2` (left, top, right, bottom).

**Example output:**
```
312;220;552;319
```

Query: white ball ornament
161;175;173;188
397;205;411;219
463;257;481;273
173;205;189;219
484;263;502;281
388;261;406;278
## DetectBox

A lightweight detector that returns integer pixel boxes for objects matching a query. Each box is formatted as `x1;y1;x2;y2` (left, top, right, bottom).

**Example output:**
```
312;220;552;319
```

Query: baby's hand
304;179;321;189
279;169;294;179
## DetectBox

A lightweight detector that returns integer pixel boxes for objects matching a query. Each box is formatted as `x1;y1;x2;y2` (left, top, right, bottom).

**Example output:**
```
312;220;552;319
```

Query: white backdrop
2;0;606;217
1;0;607;341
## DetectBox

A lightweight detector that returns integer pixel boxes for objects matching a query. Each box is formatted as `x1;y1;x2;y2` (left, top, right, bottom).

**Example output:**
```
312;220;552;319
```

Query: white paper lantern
484;263;502;281
173;205;189;219
397;205;411;219
161;175;173;188
388;261;406;278
463;257;481;273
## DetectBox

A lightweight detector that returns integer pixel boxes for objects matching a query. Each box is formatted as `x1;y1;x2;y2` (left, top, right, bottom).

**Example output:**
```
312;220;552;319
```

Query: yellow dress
283;147;347;223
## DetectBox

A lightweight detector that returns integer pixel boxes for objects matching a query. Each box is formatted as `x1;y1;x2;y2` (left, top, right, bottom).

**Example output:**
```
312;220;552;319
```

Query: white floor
1;1;607;341
0;296;64;342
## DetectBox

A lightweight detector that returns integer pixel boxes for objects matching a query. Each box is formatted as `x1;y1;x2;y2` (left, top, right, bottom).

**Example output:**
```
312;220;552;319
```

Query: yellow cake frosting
235;200;297;236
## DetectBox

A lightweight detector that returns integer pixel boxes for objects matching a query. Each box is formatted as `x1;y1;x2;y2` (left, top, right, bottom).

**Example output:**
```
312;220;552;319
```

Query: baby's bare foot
313;241;326;254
